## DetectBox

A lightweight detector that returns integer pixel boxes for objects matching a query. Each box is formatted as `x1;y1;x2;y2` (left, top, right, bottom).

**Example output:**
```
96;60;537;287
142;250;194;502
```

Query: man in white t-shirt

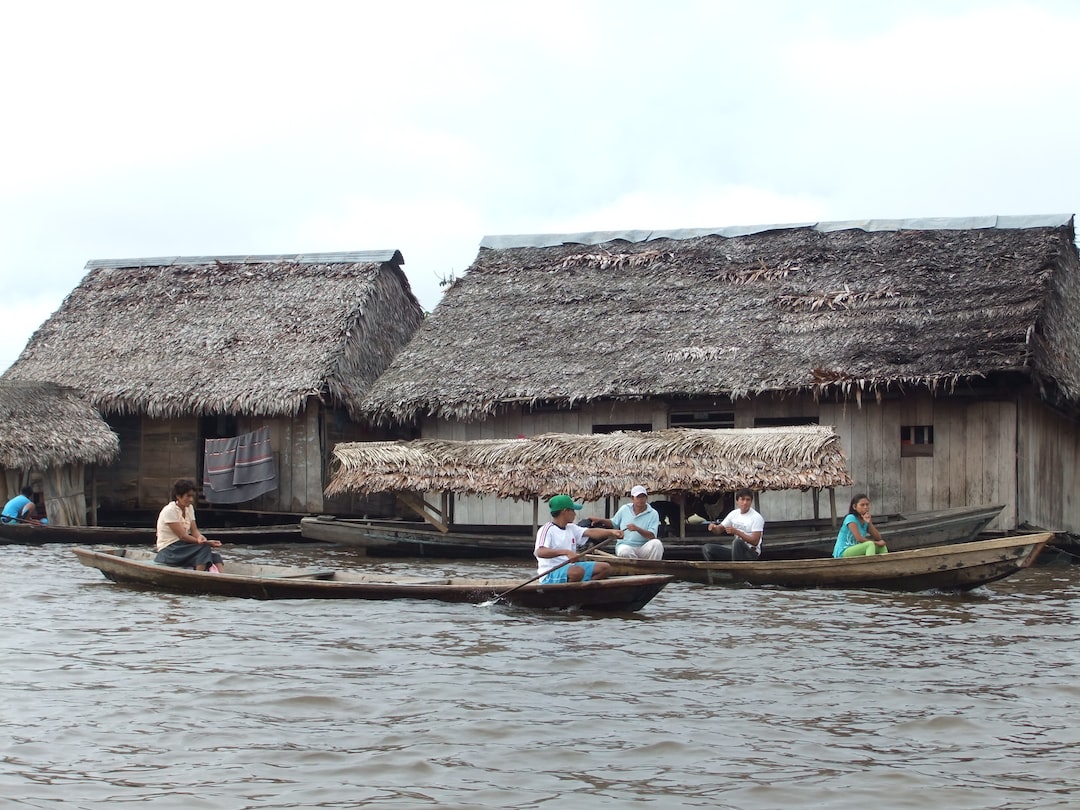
703;488;764;561
534;494;622;584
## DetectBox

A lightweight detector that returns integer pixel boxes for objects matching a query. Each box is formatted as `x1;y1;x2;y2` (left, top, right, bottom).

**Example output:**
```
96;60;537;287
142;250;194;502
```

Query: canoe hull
586;533;1051;591
1;522;302;546
71;547;671;611
300;504;1004;561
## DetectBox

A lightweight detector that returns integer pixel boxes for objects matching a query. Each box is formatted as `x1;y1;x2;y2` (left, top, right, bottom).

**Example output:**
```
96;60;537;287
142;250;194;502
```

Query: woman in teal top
832;494;888;558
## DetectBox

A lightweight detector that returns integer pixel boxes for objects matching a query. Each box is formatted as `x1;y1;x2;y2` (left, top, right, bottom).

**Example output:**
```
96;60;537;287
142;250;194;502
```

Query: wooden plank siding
98;403;394;515
138;417;198;507
417;391;1022;531
1018;393;1080;533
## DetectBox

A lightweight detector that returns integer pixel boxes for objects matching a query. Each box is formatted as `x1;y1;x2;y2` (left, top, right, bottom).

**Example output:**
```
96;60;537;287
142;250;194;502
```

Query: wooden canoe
584;533;1052;591
299;504;1004;561
0;521;302;546
71;547;672;611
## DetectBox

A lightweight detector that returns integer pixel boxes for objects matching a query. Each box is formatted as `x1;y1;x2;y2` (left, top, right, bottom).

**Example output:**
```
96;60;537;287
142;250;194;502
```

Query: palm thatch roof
0;381;120;469
362;215;1080;423
4;251;424;418
325;425;853;500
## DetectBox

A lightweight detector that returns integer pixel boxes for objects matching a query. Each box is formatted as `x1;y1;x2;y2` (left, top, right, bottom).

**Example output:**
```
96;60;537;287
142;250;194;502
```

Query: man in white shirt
534;494;621;584
703;488;764;561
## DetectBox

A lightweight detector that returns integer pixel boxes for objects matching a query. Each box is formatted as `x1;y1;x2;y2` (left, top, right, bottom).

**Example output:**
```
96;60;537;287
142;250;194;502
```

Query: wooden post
90;466;98;527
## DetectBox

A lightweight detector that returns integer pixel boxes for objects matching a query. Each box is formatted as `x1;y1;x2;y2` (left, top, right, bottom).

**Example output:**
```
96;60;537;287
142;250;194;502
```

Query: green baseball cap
548;494;584;512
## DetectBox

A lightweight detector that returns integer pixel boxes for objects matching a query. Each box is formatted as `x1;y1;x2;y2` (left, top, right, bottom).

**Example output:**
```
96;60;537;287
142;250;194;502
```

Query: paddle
3;514;46;526
484;536;616;606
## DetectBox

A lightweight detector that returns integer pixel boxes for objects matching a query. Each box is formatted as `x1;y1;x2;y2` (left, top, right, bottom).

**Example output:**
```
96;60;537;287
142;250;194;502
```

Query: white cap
630;485;648;497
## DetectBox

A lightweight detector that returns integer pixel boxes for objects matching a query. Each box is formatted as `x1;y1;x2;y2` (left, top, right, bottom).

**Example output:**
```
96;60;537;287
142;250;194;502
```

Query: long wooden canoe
299;504;1004;561
71;547;672;611
584;533;1051;591
0;521;302;546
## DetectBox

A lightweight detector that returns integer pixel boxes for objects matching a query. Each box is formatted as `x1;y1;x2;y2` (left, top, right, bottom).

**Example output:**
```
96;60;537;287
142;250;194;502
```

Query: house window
669;411;735;429
753;416;819;427
901;425;934;457
593;423;653;434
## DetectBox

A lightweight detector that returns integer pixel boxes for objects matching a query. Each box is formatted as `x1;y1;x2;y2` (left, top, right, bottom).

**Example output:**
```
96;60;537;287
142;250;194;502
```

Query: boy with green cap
534;494;621;584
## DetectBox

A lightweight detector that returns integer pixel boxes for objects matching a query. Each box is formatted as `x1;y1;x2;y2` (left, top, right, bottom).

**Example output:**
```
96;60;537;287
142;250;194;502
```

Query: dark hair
20;485;33;498
735;488;754;500
172;479;198;500
847;493;870;516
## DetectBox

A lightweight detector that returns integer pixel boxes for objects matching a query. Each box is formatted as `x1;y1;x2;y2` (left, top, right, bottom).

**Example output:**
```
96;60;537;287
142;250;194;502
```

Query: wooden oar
487;536;615;605
3;514;46;526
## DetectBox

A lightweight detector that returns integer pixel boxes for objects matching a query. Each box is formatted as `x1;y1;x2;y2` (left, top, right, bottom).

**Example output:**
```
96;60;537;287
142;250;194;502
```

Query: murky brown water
3;542;1078;809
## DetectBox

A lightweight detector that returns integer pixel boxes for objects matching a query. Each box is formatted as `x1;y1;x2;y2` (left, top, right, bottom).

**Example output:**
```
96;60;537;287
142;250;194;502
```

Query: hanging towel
203;426;278;504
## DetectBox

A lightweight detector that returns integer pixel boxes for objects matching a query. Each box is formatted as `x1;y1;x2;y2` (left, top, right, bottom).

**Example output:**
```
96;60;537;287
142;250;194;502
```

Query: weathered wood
72;546;672;611
587;533;1051;591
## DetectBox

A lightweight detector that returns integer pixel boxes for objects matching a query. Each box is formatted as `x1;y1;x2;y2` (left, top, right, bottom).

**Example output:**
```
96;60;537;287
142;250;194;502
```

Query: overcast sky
3;0;1079;373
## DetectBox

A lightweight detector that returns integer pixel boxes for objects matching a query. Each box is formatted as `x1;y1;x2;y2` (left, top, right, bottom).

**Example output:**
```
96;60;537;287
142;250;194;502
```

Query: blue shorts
541;561;596;584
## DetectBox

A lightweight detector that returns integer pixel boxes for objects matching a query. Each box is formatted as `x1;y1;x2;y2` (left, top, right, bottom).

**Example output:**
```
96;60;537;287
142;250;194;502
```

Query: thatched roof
325;425;853;500
0;381;120;469
4;251;424;418
362;215;1080;423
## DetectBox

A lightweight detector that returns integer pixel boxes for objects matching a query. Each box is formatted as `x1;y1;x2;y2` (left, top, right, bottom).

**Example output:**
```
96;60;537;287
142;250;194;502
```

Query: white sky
3;0;1080;373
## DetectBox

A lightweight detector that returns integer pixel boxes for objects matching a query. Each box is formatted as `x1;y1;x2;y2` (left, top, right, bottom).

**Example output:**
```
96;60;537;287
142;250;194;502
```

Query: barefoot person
832;493;888;557
535;495;621;583
155;479;224;571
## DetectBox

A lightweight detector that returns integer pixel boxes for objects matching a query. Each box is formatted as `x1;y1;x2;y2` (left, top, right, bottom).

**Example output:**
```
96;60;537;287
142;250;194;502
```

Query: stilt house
0;381;120;525
360;215;1080;534
4;251;424;518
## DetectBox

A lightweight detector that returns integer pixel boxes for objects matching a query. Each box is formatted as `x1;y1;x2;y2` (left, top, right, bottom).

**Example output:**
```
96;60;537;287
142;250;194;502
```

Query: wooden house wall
417;390;1022;531
98;406;326;514
98;403;413;517
231;409;323;514
322;407;413;518
138;417;200;506
1017;393;1080;534
820;394;1016;531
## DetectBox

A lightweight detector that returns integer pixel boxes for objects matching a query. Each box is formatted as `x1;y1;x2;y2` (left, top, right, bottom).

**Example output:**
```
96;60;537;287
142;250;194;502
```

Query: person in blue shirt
833;493;888;557
2;485;46;524
588;485;664;560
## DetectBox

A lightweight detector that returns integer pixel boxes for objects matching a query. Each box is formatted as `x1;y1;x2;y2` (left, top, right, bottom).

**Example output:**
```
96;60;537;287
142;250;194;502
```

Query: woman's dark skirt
155;542;222;568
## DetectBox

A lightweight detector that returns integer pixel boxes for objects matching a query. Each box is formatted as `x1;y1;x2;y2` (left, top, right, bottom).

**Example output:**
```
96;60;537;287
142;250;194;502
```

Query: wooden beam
395;491;450;533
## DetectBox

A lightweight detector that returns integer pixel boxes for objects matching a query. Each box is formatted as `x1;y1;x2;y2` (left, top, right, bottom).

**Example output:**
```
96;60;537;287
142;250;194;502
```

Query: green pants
841;541;888;557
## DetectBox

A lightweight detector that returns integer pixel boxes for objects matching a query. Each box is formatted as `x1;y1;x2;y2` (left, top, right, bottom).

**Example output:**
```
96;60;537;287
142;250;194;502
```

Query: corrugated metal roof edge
479;214;1075;250
85;250;404;270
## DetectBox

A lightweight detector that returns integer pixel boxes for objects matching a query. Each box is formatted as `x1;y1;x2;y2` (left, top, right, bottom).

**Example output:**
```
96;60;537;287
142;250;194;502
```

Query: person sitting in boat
703;488;764;561
587;485;664;560
832;493;889;558
155;479;224;571
535;494;620;584
2;485;47;525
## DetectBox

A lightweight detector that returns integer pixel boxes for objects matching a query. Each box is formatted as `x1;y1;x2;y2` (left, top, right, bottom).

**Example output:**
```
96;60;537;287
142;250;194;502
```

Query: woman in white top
154;478;224;571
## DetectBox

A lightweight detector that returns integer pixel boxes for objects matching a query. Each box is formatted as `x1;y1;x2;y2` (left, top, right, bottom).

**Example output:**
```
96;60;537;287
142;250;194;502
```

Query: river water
2;542;1078;809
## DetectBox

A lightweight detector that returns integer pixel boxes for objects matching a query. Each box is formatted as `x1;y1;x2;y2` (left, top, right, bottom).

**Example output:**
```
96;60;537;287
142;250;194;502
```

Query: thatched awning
4;251;424;418
325;425;853;501
362;215;1080;423
0;381;119;469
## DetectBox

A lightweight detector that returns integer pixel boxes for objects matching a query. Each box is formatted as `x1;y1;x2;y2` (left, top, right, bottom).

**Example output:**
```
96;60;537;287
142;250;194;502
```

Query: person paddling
535;495;621;584
2;485;47;525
